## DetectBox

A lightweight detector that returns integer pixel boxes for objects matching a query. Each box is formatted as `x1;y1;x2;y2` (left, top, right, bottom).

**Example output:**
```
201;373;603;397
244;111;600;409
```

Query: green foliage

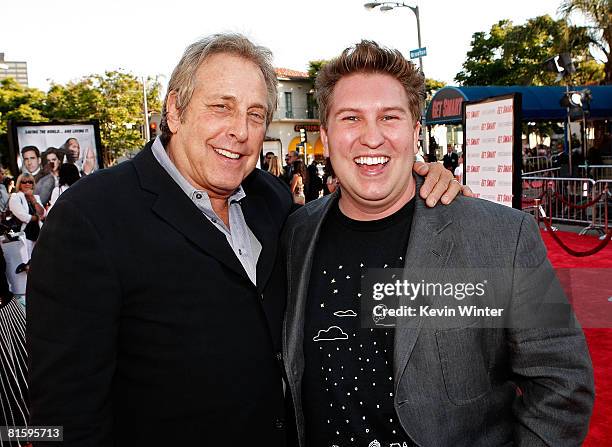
560;0;611;84
455;15;604;86
44;71;162;164
0;79;47;165
425;78;446;99
308;60;328;81
0;71;162;167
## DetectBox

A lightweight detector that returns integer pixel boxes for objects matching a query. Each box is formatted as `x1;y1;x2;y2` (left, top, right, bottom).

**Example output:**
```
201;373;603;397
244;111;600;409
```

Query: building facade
0;53;28;87
264;68;323;162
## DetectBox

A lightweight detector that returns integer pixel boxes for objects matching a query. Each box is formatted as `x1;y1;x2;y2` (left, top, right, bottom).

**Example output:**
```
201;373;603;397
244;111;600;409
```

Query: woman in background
8;173;45;258
290;159;308;205
267;155;284;178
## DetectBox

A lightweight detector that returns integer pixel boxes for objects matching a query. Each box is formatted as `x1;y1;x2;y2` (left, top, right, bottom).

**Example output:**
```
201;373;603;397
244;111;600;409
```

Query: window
307;93;316;119
285;92;293;118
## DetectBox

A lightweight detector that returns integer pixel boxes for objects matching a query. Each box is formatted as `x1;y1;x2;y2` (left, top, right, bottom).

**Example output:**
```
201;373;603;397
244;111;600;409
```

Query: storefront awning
426;85;612;125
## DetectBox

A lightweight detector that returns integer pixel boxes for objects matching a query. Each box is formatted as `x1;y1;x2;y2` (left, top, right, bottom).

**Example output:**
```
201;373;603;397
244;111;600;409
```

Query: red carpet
540;229;612;446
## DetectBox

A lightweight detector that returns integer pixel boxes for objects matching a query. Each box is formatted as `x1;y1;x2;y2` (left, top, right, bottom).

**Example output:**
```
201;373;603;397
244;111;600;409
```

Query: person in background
3;176;15;195
35;147;64;206
305;160;323;202
454;153;464;184
8;173;45;258
0;166;10;213
443;144;458;172
267;155;284;178
262;151;274;171
322;157;339;196
290;159;307;205
282;150;299;185
48;163;81;212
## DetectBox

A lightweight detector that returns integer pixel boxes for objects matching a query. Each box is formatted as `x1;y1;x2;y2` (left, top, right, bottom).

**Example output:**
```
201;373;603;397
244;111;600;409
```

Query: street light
364;1;428;156
363;1;423;75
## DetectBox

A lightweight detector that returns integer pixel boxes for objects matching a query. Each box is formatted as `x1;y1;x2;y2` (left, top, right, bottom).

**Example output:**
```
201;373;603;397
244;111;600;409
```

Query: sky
2;0;583;92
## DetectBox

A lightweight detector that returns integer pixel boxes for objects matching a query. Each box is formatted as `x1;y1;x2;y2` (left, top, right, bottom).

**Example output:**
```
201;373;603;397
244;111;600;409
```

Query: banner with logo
462;94;522;209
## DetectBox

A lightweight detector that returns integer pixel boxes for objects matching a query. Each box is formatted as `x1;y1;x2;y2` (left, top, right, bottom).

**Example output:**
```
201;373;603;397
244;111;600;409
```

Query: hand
83;148;96;175
413;161;472;207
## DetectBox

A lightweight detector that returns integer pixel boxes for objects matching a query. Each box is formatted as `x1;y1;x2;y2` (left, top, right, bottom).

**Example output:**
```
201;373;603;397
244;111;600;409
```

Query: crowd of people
0;144;87;441
263;150;337;205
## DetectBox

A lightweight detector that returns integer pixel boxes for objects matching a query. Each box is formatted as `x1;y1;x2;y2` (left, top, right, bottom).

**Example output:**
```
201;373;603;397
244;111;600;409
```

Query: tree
560;0;612;84
455;15;604;86
425;78;445;99
45;71;162;165
0;78;46;166
308;60;328;81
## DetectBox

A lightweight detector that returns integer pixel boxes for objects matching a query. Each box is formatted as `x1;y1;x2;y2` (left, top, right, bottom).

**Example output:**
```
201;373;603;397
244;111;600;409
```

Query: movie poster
9;121;103;178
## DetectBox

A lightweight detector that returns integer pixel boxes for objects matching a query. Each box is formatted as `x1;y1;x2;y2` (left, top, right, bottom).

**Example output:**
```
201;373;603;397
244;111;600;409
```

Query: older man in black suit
27;34;464;446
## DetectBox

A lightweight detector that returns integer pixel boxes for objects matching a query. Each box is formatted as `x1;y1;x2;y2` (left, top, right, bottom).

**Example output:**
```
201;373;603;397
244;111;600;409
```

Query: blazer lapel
132;145;250;283
393;178;455;383
239;187;277;294
283;193;338;377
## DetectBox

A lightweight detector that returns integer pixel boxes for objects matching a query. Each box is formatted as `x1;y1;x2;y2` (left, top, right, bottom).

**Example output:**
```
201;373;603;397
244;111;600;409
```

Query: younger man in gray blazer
282;41;594;447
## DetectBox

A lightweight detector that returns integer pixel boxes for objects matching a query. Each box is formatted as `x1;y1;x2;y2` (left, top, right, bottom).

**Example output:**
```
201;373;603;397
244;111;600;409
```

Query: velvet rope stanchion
551;190;605;210
541;219;612;257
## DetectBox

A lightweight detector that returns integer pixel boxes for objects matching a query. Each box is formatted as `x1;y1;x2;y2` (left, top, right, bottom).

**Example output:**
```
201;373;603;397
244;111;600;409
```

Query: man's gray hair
160;33;278;143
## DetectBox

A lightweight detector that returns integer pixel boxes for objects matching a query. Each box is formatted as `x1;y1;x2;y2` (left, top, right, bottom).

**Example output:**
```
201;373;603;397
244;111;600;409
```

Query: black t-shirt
303;198;416;447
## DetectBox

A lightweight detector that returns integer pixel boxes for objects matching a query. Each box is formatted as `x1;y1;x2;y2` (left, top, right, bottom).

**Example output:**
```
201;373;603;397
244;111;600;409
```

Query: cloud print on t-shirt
313;326;349;342
333;310;357;318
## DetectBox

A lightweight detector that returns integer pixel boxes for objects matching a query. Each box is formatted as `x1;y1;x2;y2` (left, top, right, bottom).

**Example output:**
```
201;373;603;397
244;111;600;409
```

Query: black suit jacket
27;143;294;446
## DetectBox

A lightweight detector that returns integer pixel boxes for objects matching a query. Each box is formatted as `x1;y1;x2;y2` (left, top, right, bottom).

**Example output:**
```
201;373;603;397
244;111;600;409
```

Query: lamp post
364;1;428;157
142;76;150;141
364;2;423;76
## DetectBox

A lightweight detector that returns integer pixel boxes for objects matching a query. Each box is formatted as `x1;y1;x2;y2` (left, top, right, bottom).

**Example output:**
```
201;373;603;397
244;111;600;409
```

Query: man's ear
166;91;181;134
413;121;422;155
321;126;330;158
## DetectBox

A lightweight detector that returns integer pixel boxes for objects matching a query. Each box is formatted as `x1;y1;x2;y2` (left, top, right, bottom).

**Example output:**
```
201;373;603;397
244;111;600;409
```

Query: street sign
410;47;427;59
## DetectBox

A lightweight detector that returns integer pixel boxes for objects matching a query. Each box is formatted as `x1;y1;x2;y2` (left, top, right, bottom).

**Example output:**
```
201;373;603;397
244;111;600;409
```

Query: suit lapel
393;179;455;382
283;193;338;377
239;189;277;293
132;145;250;283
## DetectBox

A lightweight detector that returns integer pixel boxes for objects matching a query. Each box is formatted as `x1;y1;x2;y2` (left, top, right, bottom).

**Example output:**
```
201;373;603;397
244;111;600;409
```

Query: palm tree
559;0;612;83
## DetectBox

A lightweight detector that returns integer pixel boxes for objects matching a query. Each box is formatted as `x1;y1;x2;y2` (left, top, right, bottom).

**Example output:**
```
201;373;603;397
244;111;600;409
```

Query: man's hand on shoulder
413;161;474;207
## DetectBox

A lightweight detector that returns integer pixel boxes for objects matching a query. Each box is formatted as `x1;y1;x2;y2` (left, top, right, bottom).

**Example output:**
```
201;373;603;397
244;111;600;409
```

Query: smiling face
23;150;40;174
19;176;34;192
66;139;80;162
165;53;268;199
321;73;420;220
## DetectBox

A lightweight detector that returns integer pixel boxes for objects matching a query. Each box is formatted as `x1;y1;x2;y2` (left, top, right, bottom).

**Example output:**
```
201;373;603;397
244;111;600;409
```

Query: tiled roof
275;67;309;79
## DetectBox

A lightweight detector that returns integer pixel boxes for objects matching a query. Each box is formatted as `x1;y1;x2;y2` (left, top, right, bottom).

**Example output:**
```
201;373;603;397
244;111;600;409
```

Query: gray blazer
282;178;594;447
